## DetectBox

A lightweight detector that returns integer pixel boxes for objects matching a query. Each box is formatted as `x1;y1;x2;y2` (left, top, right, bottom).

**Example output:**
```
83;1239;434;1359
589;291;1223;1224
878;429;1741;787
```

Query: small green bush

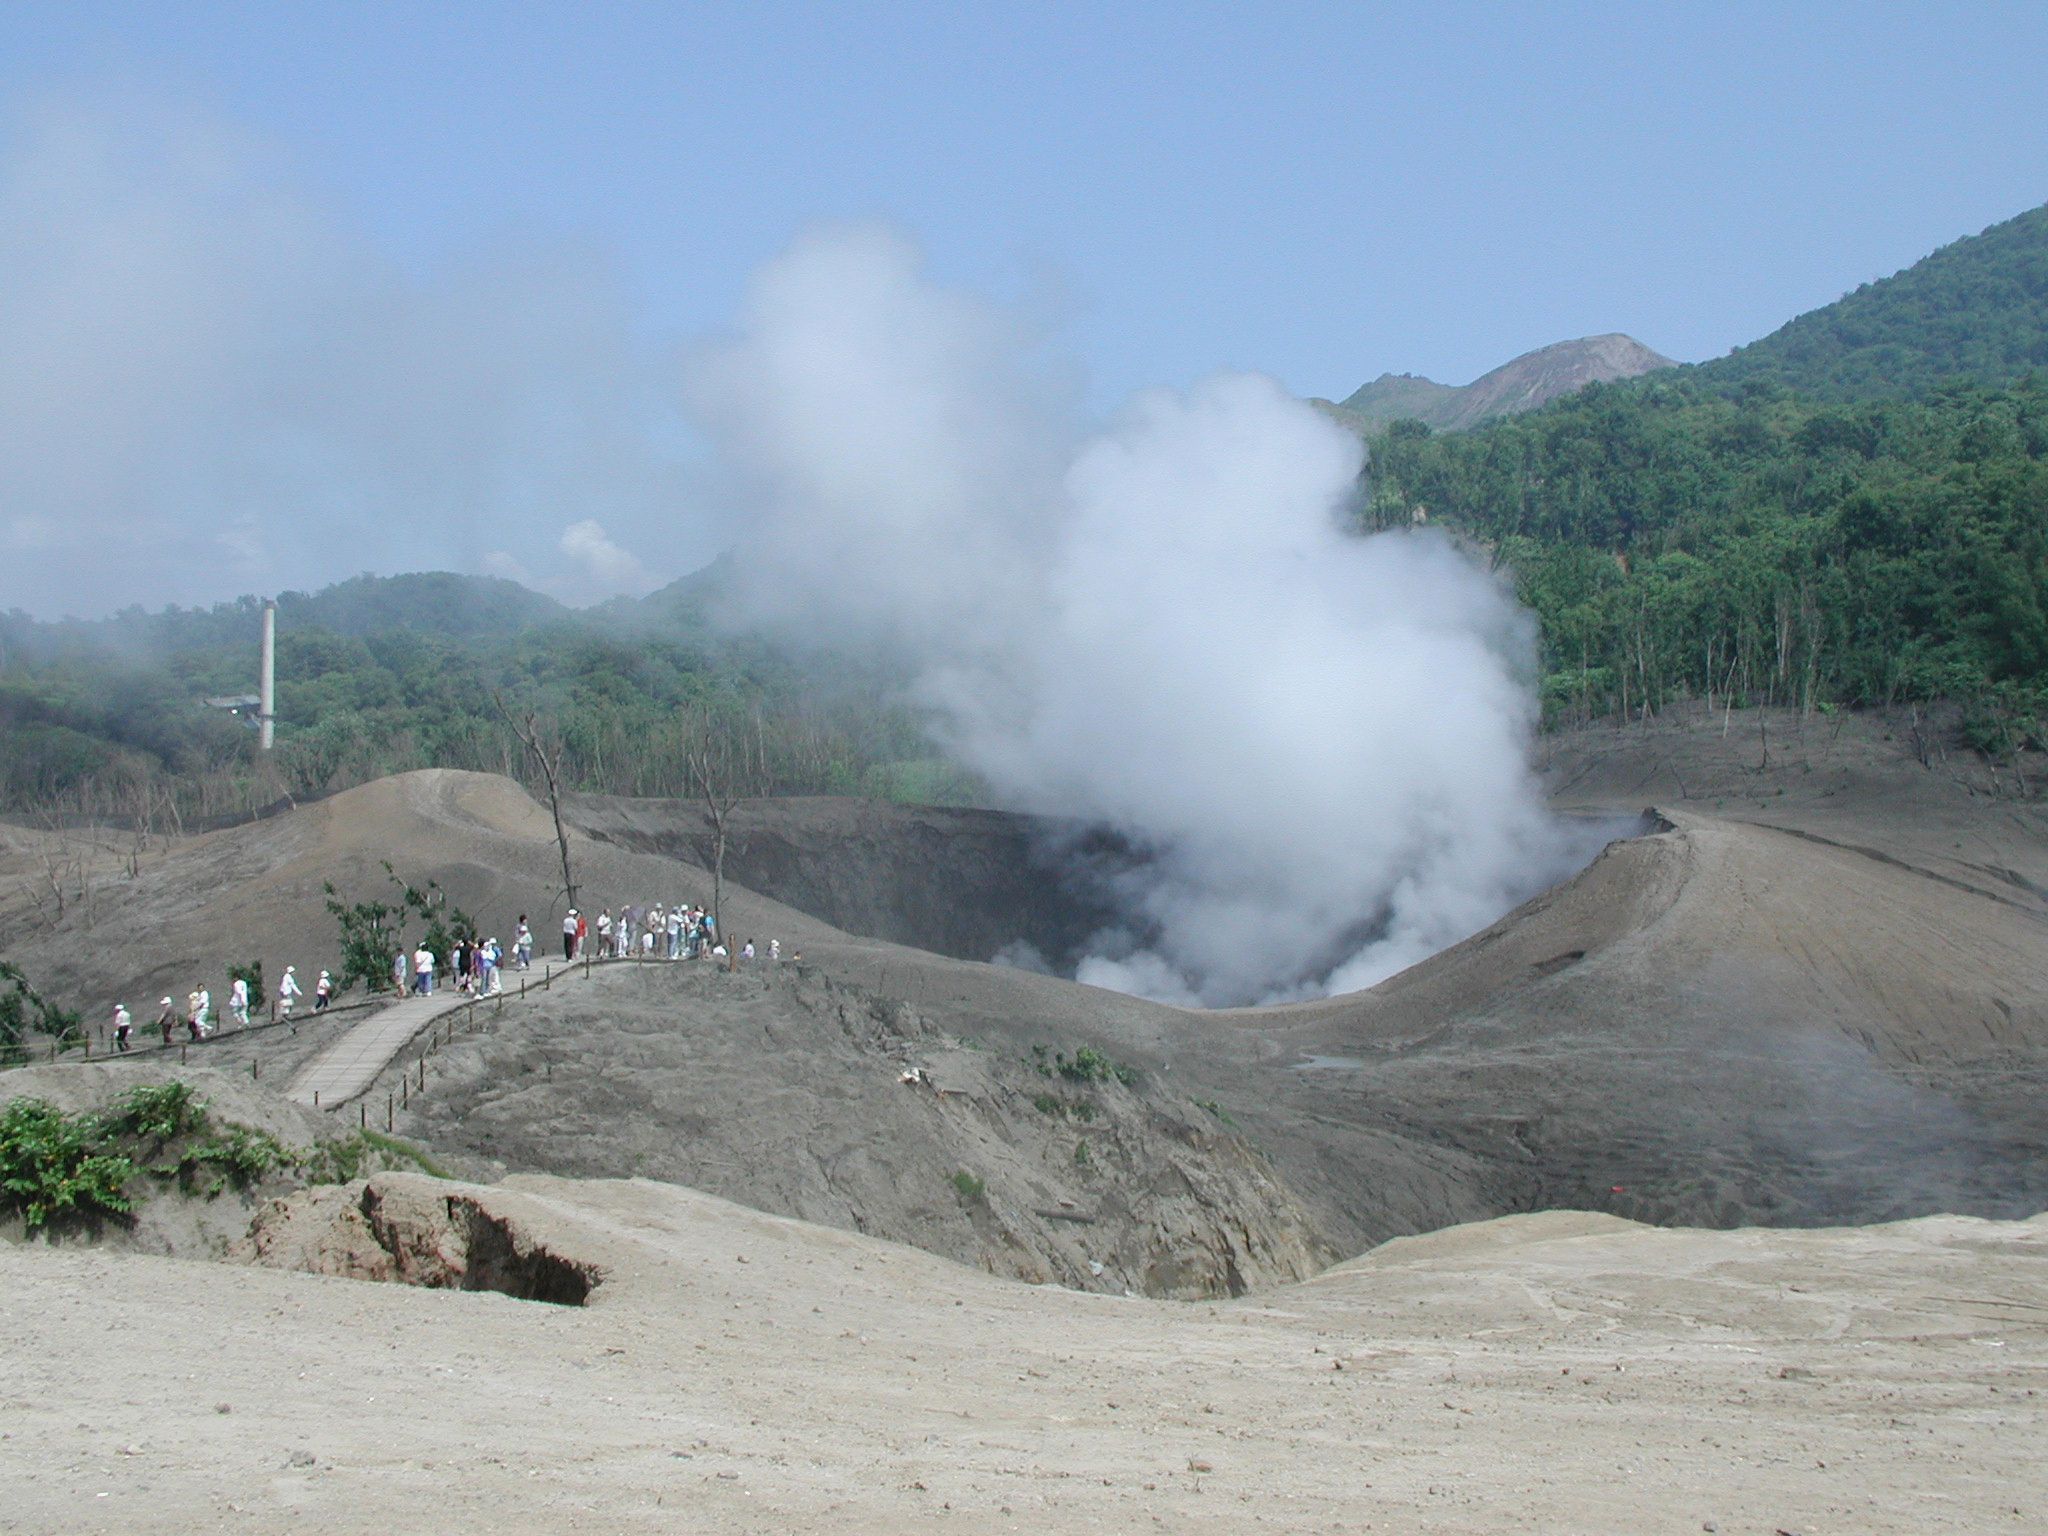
303;1129;448;1184
948;1169;985;1199
102;1080;202;1140
0;1097;135;1230
1073;1139;1091;1166
1032;1093;1097;1121
155;1121;289;1197
1055;1045;1137;1086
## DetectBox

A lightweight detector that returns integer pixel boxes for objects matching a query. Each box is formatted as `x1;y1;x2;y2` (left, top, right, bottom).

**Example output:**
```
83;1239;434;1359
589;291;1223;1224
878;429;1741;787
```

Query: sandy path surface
3;1177;2042;1535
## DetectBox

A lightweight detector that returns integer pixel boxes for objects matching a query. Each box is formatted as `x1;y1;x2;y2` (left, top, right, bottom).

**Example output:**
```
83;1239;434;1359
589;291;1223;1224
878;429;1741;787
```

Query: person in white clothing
278;966;303;1017
229;976;250;1026
413;946;434;996
112;1004;132;1052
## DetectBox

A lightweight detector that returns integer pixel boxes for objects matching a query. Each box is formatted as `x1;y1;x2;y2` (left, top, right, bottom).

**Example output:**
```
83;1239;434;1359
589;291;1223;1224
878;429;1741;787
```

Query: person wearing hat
278;965;303;1018
314;970;333;1012
155;998;177;1047
112;1003;132;1052
562;909;579;961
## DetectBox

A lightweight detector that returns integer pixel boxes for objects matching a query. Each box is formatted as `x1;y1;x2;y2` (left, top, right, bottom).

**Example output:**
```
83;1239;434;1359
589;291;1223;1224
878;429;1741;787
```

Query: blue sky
0;2;2044;613
7;2;2045;397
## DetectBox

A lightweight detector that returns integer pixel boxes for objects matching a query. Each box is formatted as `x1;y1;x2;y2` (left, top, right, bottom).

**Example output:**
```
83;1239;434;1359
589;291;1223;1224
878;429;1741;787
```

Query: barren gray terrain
2;703;2044;1530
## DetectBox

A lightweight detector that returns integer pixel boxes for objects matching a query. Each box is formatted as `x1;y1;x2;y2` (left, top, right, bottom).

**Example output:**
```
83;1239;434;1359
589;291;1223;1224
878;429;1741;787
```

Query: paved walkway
285;990;477;1109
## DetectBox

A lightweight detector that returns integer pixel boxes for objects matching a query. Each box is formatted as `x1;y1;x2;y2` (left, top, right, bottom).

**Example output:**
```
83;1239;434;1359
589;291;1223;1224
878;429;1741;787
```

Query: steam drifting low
692;224;1595;1005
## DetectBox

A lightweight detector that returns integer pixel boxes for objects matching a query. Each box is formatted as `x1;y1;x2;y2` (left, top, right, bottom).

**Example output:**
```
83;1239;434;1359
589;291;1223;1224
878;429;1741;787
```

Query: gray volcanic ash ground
1;703;2045;1532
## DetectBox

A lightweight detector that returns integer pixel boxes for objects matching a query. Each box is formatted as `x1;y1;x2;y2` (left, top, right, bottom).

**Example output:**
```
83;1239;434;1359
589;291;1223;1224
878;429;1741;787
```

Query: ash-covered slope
1320;332;1674;433
9;730;2047;1288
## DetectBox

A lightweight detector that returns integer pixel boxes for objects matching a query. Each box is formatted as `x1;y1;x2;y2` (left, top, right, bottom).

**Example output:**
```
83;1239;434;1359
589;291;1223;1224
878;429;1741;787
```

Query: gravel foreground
3;1174;2043;1536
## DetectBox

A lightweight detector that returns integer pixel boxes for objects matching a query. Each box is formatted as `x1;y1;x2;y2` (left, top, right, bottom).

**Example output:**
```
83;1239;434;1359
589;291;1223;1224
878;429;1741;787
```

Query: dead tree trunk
494;694;579;913
687;747;742;944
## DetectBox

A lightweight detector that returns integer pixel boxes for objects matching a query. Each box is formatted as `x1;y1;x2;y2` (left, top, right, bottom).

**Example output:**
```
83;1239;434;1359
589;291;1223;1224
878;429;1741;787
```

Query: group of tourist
105;962;322;1052
555;901;781;967
395;934;509;998
97;889;780;1055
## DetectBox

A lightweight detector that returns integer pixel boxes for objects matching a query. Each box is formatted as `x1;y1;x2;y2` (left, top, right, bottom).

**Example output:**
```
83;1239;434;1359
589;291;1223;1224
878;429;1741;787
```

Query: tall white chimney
259;599;276;752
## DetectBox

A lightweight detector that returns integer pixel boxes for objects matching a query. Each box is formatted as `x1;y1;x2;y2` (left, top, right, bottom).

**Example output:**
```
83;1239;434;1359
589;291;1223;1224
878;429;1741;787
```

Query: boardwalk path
284;991;477;1109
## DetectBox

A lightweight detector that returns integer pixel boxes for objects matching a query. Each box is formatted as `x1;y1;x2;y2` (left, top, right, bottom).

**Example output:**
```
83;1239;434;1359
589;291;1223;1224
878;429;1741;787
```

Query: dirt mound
395;960;1335;1298
0;767;851;1040
0;1065;331;1259
243;1173;599;1303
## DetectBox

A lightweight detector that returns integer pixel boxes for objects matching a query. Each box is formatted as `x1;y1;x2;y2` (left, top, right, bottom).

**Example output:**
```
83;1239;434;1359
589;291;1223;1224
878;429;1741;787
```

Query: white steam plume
694;223;1594;1006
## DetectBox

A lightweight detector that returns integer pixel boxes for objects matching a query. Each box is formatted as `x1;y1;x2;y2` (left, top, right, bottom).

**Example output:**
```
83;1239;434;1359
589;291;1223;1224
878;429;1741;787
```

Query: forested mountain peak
1320;333;1674;433
1693;203;2048;400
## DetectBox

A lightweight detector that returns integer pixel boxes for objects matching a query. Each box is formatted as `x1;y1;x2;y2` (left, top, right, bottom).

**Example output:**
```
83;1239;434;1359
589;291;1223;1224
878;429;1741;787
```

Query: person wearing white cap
314;970;333;1012
112;1004;132;1052
229;975;250;1027
563;909;579;961
278;965;302;1018
155;998;177;1047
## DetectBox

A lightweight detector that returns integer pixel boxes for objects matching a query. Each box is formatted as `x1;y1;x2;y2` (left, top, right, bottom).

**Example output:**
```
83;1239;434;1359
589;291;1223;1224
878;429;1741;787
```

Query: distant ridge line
1317;333;1675;434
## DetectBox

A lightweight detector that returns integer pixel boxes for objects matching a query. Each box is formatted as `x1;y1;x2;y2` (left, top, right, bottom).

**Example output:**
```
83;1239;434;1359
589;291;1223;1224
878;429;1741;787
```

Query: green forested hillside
1692;204;2048;400
1366;374;2048;745
0;571;949;821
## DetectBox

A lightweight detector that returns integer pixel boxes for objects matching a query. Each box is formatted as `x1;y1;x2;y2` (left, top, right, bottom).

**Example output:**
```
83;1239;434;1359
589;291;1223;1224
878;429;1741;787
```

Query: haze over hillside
1316;333;1676;433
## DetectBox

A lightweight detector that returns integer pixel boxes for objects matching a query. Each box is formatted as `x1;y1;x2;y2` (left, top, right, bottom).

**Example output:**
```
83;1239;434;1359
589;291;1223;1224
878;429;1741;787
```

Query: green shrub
303;1128;447;1184
0;1097;135;1230
155;1121;289;1197
0;962;81;1066
1032;1093;1097;1121
948;1169;985;1199
1055;1045;1137;1086
101;1080;202;1140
